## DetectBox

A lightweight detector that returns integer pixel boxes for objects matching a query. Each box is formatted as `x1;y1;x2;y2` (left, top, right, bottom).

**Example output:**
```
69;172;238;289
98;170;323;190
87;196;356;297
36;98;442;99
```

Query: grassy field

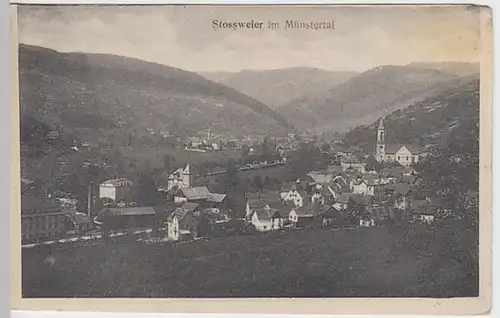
21;223;478;298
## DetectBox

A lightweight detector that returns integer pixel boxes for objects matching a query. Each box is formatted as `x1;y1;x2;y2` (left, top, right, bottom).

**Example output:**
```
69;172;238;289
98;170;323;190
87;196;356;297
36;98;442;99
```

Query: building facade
375;119;420;166
99;178;135;204
21;195;70;243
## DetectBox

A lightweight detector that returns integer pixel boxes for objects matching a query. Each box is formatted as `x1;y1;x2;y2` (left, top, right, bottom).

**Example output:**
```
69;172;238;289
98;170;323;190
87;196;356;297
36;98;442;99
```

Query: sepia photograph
10;3;492;314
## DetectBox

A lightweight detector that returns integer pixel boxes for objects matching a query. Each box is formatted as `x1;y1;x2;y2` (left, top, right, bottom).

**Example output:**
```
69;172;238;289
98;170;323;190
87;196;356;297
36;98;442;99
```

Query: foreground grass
22;223;478;298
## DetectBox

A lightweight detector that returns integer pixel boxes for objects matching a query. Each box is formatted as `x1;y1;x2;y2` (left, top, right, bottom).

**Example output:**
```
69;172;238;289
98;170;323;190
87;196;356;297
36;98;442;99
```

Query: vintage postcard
10;3;492;315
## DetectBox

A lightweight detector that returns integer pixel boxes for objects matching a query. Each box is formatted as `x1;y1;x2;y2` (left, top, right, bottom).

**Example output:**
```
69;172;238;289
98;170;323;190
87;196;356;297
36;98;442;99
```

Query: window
397;156;400;160
406;156;409;160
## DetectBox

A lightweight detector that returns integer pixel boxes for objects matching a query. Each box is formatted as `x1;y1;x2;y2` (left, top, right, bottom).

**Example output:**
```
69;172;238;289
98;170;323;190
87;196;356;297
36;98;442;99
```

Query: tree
366;155;382;172
416;119;479;221
263;176;273;189
320;142;331;153
252;176;263;194
288;142;324;178
135;170;160;206
224;160;239;191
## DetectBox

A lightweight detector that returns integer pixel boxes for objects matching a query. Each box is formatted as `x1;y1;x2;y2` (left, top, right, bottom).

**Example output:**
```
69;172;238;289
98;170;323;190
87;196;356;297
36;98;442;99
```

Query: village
20;119;450;246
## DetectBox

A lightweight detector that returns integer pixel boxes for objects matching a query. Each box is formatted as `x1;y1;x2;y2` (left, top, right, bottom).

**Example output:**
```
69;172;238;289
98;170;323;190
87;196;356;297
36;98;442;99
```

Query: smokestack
87;181;93;217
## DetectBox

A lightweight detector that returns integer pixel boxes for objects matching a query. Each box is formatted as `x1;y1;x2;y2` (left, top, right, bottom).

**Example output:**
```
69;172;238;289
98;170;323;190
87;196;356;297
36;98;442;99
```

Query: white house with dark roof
166;203;199;241
99;178;134;203
250;206;285;232
350;175;387;200
375;119;422;166
246;197;269;220
280;181;309;208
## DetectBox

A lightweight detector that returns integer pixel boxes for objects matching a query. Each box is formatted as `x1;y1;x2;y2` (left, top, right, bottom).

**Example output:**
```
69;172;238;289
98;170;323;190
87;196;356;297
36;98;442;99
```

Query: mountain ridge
277;64;477;133
201;67;357;109
19;44;290;140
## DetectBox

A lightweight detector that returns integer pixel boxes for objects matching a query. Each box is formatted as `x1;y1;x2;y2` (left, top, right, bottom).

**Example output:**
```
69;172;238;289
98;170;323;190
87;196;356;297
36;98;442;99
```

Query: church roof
384;144;423;155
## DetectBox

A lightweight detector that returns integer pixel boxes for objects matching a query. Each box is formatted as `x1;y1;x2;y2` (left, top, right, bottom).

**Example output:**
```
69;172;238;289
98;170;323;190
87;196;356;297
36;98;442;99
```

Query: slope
277;65;464;133
201;67;357;109
342;76;479;153
19;44;290;141
407;62;480;77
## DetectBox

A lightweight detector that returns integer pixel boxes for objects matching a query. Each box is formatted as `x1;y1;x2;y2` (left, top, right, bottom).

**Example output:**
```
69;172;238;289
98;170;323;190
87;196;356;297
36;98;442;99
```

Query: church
375;119;421;167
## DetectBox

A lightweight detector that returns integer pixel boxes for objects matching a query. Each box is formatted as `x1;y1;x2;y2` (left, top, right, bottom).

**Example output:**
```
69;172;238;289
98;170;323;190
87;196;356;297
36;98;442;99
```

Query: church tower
182;164;192;188
376;118;385;162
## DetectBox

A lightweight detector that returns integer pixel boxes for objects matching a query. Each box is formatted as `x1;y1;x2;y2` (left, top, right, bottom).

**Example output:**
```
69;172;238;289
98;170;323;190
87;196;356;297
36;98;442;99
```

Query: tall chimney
87;181;93;217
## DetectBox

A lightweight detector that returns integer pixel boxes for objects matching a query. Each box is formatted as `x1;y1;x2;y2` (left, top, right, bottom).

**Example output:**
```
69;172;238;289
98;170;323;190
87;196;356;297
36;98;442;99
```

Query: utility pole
87;181;93;217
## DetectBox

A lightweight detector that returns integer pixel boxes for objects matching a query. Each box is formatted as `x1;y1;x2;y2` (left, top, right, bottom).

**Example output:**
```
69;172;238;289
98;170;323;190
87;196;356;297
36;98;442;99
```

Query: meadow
22;221;478;298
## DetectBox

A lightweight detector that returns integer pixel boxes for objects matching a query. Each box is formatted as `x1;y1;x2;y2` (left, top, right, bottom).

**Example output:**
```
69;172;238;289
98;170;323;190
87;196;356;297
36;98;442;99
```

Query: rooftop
101;178;134;187
97;207;157;221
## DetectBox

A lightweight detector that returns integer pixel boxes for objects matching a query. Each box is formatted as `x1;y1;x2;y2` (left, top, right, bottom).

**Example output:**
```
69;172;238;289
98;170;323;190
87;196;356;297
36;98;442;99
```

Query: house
307;170;334;184
320;206;341;227
360;205;394;227
375;119;422;166
350;175;386;201
166;204;199;242
165;164;193;191
21;195;71;243
380;167;406;180
245;196;270;220
280;181;309;207
334;192;374;225
173;186;226;211
333;192;373;211
393;183;413;211
289;203;326;228
68;212;95;233
99;178;135;204
250;206;285;232
341;157;366;173
410;199;437;223
186;137;203;148
96;206;157;232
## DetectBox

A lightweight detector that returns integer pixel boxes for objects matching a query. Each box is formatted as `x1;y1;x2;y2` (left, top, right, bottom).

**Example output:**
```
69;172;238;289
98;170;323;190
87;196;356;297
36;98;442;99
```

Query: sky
18;5;482;72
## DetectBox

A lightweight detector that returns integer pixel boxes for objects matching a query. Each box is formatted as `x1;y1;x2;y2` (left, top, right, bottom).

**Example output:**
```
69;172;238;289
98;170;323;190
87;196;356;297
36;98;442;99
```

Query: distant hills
277;63;479;133
19;44;290;142
343;76;479;153
201;67;357;109
19;44;480;149
407;62;480;77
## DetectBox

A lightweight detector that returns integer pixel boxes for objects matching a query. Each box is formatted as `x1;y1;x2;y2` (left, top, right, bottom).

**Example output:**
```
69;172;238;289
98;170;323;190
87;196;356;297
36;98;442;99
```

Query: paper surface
10;3;492;314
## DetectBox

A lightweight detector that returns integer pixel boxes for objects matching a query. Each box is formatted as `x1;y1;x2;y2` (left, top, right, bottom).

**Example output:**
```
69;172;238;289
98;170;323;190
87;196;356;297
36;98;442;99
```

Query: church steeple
376;118;385;162
378;118;384;130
